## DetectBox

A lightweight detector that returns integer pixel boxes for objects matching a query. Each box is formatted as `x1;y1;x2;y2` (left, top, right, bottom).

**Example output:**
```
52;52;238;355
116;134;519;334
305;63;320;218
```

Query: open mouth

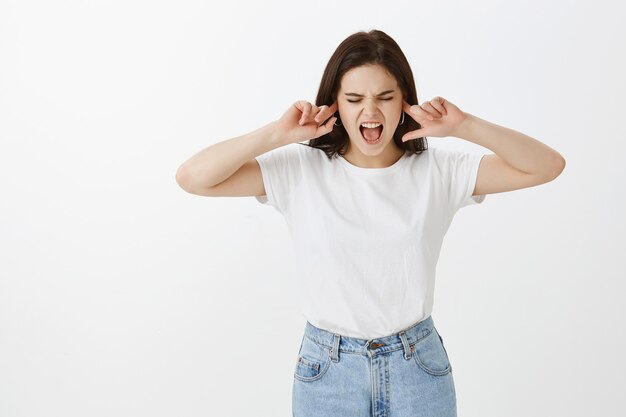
359;124;384;145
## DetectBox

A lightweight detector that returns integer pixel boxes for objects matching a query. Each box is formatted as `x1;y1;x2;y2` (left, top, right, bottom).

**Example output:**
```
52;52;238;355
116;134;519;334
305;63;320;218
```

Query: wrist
264;120;289;146
452;112;478;139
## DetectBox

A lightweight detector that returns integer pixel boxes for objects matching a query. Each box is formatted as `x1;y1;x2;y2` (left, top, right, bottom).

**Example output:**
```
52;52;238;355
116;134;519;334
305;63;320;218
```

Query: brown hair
304;29;428;159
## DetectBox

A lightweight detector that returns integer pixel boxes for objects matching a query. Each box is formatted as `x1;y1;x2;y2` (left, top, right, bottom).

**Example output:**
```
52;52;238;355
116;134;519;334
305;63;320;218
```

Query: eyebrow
343;89;396;97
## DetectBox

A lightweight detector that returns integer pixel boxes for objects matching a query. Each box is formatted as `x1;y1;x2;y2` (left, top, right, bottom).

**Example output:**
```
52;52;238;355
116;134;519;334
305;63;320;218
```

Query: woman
176;29;565;417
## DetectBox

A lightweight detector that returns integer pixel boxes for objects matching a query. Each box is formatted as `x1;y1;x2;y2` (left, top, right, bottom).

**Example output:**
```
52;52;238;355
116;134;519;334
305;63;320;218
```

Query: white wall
1;0;623;416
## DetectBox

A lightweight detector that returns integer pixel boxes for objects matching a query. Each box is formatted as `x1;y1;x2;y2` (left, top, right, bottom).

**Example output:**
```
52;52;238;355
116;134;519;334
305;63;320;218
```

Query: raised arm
175;121;282;197
402;97;566;196
175;101;337;197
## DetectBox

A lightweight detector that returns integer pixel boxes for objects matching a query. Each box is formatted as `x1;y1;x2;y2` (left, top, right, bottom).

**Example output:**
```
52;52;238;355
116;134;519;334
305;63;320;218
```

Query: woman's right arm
175;120;284;196
175;101;337;197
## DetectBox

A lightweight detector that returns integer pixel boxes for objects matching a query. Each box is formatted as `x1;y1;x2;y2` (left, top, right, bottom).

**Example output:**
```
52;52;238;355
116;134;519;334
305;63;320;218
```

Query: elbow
547;154;566;181
535;154;565;183
175;165;220;196
175;165;193;193
554;154;566;177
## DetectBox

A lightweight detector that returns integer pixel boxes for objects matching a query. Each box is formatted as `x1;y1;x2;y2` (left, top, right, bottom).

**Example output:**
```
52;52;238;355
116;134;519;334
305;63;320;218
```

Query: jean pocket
412;327;452;376
294;336;331;382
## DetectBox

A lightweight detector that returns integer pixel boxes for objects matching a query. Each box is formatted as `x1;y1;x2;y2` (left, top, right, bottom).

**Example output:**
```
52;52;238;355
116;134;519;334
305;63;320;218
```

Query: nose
362;98;381;116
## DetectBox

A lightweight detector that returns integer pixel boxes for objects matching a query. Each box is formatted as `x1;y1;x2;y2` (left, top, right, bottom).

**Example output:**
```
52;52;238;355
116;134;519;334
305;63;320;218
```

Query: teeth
361;122;382;128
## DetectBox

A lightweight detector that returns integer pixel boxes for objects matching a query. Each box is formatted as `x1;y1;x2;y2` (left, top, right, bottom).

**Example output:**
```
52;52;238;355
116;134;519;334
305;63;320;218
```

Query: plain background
1;0;624;416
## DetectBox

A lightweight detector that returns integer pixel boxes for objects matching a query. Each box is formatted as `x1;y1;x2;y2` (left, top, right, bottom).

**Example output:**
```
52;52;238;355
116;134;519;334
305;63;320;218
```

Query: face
337;64;404;162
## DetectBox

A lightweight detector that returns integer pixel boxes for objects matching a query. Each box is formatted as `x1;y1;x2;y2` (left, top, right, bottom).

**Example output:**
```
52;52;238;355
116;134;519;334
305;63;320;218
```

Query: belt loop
330;333;340;362
398;330;412;360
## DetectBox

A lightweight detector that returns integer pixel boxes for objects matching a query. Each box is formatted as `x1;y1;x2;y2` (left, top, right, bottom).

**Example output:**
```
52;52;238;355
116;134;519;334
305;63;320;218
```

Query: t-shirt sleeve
254;143;303;215
429;146;487;213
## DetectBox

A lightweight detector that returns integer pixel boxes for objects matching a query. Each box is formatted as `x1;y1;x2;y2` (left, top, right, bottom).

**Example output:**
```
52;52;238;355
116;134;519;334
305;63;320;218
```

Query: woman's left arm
402;98;566;196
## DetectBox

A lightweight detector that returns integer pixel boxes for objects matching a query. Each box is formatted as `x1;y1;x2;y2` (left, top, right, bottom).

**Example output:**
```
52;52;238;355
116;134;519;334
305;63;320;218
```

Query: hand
275;100;339;144
401;97;469;142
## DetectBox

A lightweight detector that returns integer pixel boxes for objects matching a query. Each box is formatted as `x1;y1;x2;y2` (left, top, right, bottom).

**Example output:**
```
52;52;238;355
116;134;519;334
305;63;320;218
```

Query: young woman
176;29;565;417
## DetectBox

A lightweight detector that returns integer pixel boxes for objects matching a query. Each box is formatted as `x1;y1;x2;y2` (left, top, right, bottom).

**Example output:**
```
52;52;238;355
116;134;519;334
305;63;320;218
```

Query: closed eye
347;97;394;103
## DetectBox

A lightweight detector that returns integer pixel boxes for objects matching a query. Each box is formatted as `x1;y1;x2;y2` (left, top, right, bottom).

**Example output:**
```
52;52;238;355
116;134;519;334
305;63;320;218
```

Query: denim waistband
303;315;435;357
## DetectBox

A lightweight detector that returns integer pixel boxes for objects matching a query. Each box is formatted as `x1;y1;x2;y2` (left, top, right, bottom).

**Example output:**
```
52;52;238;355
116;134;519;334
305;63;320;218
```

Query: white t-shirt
255;142;486;339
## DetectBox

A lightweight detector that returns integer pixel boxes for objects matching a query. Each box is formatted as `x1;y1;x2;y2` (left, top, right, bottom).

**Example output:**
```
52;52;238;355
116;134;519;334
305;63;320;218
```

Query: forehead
339;64;399;92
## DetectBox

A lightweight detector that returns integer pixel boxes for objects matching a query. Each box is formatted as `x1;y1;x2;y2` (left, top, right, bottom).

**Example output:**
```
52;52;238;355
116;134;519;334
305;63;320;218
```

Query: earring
399;112;405;125
334;114;342;126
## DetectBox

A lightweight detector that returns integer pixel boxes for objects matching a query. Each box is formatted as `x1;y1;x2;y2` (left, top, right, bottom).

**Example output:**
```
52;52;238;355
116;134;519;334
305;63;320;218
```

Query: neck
342;143;405;168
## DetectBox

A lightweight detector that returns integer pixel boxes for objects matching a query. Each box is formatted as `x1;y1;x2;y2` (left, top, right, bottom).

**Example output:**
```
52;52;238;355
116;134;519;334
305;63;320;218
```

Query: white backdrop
1;0;624;416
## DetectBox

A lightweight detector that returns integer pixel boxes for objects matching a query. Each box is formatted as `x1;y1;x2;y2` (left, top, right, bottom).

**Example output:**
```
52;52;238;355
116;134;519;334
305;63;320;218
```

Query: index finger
315;100;339;123
327;100;338;114
402;100;414;114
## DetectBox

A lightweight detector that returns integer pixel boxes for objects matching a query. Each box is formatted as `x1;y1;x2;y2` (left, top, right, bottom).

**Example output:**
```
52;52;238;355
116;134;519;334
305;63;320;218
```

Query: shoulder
426;145;462;161
267;142;321;157
257;142;307;165
294;142;334;164
255;142;329;175
426;145;475;170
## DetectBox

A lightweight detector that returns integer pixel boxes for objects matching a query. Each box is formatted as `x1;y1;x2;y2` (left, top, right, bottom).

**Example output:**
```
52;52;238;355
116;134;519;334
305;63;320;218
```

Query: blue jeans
292;315;457;417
